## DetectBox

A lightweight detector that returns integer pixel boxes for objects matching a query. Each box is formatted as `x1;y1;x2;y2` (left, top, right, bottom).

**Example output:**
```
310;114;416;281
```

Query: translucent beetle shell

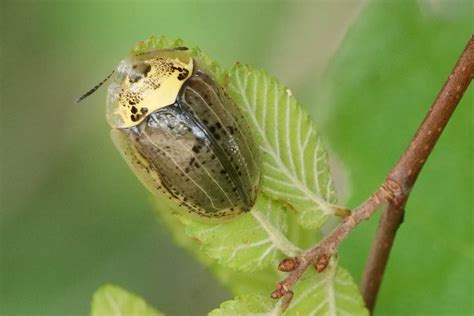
104;47;260;219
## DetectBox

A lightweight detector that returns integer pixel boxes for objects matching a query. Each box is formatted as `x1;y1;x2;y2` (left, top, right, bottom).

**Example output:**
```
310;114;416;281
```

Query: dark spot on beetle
238;171;242;176
210;154;216;160
216;122;222;129
230;208;234;211
143;64;152;76
131;114;140;122
220;169;226;174
214;134;221;140
129;100;136;105
227;126;235;135
194;162;200;168
177;68;189;81
203;119;208;125
209;126;216;133
192;145;200;153
189;157;196;165
232;187;238;192
141;107;148;114
131;106;138;114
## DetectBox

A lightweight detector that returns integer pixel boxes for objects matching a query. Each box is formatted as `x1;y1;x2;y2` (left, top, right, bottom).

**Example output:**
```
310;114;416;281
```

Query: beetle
77;45;260;220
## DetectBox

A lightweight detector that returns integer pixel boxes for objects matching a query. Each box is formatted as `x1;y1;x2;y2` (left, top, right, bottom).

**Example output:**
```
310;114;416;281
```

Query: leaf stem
272;35;473;312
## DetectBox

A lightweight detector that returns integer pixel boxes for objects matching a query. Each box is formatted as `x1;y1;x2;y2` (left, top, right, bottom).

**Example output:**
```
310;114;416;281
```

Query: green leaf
178;195;302;272
91;284;162;316
208;294;278;316
137;36;366;315
209;260;368;316
228;64;339;229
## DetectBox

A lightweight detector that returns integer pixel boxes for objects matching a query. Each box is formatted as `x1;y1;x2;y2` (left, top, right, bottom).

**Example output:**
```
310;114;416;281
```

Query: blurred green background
1;1;472;315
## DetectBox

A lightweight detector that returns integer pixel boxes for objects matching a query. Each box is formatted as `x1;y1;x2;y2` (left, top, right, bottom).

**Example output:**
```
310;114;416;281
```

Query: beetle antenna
76;70;115;104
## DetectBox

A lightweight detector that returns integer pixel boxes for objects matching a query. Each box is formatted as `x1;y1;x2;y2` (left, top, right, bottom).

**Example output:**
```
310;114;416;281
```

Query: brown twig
271;183;396;300
360;35;474;312
272;35;473;312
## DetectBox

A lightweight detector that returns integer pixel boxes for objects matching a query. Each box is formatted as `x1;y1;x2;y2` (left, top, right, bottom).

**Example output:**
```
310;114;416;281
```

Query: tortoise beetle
78;44;260;220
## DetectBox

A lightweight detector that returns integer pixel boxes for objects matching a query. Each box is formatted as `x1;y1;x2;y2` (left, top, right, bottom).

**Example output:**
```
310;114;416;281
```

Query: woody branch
272;35;473;313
